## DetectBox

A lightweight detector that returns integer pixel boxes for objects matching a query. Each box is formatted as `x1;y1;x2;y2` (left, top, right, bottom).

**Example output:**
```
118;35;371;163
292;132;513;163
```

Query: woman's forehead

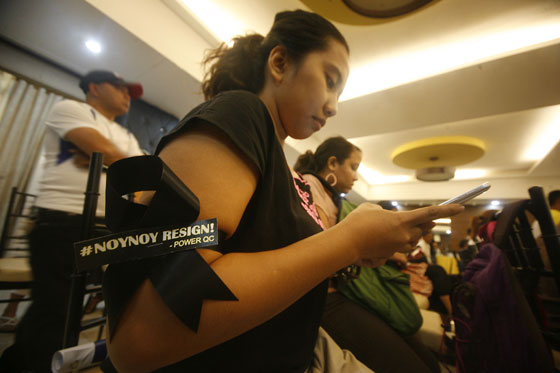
326;39;350;73
349;149;362;162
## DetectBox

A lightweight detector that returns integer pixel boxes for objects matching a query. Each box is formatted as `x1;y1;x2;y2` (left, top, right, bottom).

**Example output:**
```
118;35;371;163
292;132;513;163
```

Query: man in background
1;70;144;372
412;231;436;264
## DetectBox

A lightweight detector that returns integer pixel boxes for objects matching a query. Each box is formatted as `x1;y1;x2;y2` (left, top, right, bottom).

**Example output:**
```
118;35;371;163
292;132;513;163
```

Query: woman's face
332;149;362;194
272;39;349;140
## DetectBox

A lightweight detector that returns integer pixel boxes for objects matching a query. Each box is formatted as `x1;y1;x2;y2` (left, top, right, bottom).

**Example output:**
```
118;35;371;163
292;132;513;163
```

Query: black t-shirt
152;90;327;372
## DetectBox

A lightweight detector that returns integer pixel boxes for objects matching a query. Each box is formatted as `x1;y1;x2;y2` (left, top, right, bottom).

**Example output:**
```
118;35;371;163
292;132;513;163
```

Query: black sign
74;218;218;272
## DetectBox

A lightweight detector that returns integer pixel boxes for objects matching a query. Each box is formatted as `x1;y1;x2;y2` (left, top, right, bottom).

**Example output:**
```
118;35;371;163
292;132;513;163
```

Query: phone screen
439;182;491;205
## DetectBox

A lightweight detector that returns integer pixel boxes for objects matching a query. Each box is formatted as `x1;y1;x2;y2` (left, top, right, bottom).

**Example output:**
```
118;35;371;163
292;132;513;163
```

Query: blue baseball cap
79;70;143;98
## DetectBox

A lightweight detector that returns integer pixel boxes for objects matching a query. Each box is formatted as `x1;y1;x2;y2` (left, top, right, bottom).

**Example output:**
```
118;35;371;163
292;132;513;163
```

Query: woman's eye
326;75;335;88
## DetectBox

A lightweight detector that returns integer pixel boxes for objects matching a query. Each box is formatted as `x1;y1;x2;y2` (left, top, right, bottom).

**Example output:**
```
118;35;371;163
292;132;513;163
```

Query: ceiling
0;0;559;205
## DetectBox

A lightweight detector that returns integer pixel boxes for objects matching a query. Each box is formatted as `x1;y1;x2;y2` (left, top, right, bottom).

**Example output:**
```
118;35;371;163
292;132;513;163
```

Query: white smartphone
439;182;491;205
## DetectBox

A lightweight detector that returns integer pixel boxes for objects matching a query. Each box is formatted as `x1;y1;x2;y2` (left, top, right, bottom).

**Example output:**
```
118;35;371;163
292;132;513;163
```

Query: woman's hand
387;252;409;269
336;203;464;263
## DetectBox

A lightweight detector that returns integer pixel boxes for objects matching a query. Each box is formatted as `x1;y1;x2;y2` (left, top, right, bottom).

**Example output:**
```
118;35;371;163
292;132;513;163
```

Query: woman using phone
104;10;463;372
294;137;440;372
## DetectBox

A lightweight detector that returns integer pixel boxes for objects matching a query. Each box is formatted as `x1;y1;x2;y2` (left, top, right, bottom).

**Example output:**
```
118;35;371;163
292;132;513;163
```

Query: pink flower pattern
292;173;326;230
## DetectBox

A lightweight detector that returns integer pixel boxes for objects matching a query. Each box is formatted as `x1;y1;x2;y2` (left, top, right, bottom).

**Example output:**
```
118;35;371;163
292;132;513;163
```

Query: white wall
367;176;560;203
0;40;83;99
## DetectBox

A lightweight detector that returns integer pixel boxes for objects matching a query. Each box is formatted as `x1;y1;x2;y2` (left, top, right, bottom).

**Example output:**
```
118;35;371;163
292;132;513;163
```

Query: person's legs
25;220;79;371
402;333;441;373
321;291;440;373
1;212;82;372
426;265;453;315
308;327;372;373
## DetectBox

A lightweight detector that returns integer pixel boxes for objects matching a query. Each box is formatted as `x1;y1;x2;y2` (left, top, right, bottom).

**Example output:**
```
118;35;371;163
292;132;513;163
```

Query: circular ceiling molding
343;0;434;18
391;136;486;170
300;0;440;25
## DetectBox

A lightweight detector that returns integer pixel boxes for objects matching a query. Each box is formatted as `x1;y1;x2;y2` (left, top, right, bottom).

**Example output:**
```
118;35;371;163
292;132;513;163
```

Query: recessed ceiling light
85;39;102;54
491;200;501;206
446;229;452;234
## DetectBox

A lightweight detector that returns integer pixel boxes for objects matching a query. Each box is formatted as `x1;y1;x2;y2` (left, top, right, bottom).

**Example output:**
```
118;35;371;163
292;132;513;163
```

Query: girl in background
295;137;440;372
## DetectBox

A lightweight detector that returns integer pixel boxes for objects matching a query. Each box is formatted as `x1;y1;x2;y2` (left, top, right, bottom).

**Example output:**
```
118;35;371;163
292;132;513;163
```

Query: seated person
409;231;453;315
294;137;441;373
455;238;471;272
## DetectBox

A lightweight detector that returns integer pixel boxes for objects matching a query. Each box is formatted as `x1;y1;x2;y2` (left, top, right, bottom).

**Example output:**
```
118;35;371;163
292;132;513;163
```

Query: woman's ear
327;155;338;171
267;45;289;85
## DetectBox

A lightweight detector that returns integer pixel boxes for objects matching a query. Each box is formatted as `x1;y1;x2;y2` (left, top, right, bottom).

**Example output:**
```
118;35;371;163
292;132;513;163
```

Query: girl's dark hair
549;190;560;206
294;136;360;174
202;9;349;100
377;201;396;211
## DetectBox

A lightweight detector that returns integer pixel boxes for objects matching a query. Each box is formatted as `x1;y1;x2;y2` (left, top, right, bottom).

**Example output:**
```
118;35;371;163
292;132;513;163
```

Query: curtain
0;71;62;238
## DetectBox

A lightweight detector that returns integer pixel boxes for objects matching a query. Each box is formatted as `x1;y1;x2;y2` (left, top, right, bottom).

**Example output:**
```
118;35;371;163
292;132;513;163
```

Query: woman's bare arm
108;125;463;372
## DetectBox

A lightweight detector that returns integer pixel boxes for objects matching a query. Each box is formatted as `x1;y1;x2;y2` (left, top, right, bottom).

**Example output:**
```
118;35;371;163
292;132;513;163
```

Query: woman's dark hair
294;136;360;174
202;9;349;100
549;190;560;206
377;201;396;211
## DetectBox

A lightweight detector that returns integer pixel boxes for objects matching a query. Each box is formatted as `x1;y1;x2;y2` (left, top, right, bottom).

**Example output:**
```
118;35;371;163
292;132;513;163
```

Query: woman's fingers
401;204;464;226
345;203;463;264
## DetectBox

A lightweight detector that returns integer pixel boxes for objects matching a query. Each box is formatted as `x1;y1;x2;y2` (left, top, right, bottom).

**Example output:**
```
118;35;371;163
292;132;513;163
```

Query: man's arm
45;100;137;166
65;127;129;166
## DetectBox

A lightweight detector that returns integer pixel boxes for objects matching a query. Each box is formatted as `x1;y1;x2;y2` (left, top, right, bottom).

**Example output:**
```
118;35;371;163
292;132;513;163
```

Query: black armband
73;156;238;336
105;155;200;231
103;248;237;336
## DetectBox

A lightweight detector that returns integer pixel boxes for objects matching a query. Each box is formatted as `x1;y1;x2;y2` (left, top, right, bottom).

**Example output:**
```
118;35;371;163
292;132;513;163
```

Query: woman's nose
324;96;338;118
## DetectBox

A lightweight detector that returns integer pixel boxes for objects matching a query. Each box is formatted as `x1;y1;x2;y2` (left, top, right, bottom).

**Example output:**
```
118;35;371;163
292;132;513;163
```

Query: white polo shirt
35;100;143;217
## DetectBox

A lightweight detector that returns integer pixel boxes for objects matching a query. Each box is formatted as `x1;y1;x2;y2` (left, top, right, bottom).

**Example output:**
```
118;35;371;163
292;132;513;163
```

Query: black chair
493;186;560;349
0;187;37;256
0;188;36;332
62;152;106;348
450;188;557;372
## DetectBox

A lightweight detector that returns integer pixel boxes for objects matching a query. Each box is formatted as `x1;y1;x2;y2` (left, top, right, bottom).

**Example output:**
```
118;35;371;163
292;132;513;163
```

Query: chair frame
0;187;37;256
493;186;560;348
0;188;36;332
63;152;106;348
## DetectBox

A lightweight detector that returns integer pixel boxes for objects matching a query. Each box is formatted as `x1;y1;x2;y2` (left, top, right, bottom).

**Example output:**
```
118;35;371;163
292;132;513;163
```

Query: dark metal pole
63;152;104;348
